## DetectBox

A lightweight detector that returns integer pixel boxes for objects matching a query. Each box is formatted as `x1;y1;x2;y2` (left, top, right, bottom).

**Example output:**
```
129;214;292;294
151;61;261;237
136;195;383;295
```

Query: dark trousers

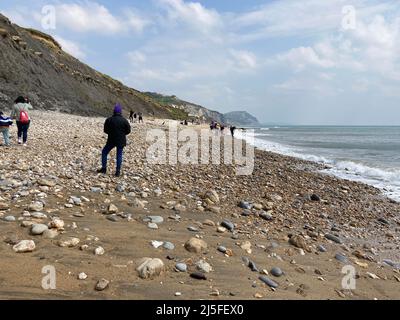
102;144;124;172
17;121;30;143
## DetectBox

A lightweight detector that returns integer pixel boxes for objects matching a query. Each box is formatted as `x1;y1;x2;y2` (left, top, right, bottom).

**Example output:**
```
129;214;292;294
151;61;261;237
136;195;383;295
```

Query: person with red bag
10;96;33;146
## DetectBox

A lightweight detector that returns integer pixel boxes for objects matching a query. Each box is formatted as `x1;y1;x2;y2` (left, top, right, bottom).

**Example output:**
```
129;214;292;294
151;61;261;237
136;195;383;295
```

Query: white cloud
54;1;149;35
54;36;86;59
230;50;257;69
127;51;147;65
157;0;221;32
277;47;335;71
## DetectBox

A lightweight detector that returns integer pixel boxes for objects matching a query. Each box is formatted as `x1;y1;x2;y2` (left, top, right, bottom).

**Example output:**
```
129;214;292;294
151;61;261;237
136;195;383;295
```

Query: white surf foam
235;130;400;202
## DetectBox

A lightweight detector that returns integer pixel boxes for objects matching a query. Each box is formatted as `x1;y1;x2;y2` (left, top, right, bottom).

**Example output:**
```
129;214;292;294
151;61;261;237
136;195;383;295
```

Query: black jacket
104;113;131;147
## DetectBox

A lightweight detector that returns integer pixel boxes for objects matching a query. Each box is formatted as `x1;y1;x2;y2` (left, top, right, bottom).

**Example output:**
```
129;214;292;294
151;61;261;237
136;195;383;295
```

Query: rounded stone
175;263;187;272
217;246;227;253
238;201;252;210
259;276;279;288
270;267;283;277
335;253;348;263
31;224;48;235
148;216;164;224
221;220;234;232
42;229;59;239
148;222;159;230
163;242;175;250
4;216;16;222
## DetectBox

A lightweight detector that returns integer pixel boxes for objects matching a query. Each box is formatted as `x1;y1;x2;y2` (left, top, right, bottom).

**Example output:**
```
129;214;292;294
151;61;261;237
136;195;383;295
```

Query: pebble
190;272;207;280
163;242;175;250
58;237;80;248
221;220;234;232
94;246;105;255
217;226;227;233
95;279;109;291
325;234;343;244
31;212;47;219
241;210;251;216
31;224;48;235
310;194;321;201
203;219;215;227
238;201;252;210
270;267;283;277
317;245;328;252
377;218;390;225
188;226;199;232
107;204;118;214
383;259;400;269
259;276;279;288
13;240;35;253
3;216;16;222
175;263;187;272
184;238;208;253
147;216;164;224
148;222;159;230
42;229;59;239
28;201;44;212
136;258;164;279
78;272;88;280
106;215;119;222
217;246;227;254
151;240;164;248
289;235;309;251
49;218;65;230
196;260;212;273
335;253;348;263
260;211;273;221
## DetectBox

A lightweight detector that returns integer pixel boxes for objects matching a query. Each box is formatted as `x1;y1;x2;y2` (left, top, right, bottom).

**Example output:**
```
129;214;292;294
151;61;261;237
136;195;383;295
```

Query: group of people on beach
0;96;33;147
129;110;144;124
210;121;237;137
1;98;240;178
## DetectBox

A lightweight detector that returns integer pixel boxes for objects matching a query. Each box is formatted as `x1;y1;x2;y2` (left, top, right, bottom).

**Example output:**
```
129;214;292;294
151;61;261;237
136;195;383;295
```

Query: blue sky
1;0;400;125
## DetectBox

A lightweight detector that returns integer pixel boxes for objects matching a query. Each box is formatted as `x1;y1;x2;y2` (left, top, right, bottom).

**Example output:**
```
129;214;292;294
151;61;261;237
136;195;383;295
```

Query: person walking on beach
97;104;131;177
230;125;236;137
0;111;13;147
129;110;134;123
138;112;143;123
10;96;32;146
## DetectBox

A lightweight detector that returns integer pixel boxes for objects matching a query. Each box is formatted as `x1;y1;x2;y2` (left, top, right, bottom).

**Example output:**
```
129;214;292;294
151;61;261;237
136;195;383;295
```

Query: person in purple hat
97;103;131;177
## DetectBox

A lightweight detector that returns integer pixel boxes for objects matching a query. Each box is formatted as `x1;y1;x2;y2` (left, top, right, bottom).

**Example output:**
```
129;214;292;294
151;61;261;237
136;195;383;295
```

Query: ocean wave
236;131;400;201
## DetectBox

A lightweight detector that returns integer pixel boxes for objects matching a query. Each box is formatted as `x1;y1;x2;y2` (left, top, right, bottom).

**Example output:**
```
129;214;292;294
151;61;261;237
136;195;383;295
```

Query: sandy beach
0;111;399;300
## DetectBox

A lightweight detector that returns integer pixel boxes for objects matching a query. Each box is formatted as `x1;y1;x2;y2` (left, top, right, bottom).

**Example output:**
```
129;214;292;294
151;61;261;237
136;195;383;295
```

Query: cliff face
0;14;171;118
223;111;260;126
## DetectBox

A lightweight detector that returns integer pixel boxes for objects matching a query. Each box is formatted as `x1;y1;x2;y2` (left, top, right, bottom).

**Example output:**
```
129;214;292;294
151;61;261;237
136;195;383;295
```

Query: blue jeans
102;144;123;172
0;127;10;146
17;121;30;143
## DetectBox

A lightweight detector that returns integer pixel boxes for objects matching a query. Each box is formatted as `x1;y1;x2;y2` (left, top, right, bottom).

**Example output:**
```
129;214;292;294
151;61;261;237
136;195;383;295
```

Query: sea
235;126;400;202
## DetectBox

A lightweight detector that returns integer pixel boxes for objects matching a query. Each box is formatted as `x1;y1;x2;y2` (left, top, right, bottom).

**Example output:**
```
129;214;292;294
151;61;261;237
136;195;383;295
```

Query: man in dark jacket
97;104;131;177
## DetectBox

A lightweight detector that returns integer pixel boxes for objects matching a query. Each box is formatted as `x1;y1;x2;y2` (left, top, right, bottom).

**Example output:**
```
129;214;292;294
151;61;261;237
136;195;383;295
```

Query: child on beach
0;111;13;146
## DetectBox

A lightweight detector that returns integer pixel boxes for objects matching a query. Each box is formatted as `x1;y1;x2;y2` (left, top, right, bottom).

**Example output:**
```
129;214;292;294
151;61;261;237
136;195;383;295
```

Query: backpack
19;110;29;124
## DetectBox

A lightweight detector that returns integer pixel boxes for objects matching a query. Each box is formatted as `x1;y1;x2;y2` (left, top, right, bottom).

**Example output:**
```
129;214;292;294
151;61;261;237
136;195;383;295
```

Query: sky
1;0;400;125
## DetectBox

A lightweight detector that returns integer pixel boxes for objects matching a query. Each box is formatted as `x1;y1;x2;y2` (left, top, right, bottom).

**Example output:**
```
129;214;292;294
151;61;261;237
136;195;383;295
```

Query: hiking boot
115;171;121;177
97;168;106;174
18;138;22;144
